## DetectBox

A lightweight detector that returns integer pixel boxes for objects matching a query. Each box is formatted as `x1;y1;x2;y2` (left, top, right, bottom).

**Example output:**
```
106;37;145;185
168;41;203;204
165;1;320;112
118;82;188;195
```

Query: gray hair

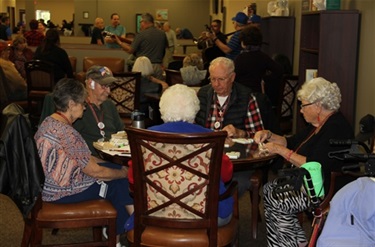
297;77;341;111
159;84;200;123
183;53;204;70
142;13;154;24
132;56;153;77
53;78;87;112
209;57;235;75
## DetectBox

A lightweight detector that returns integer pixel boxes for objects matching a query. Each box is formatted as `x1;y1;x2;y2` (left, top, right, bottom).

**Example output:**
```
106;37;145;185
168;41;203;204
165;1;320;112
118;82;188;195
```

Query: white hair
159;84;200;123
297;77;341;111
132;56;153;77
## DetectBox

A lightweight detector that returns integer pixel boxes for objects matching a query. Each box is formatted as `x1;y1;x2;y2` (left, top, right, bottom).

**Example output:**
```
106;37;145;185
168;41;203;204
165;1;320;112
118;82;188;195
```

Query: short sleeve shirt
35;116;96;201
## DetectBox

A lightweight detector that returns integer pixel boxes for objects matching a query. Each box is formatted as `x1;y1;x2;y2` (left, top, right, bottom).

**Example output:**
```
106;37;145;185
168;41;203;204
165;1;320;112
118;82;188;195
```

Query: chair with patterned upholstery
109;72;141;126
126;127;239;247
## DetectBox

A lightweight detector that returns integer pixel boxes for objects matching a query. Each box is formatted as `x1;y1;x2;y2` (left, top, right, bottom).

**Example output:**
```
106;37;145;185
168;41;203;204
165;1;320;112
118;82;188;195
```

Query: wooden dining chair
275;75;299;135
126;127;239;247
165;69;184;86
109;72;141;126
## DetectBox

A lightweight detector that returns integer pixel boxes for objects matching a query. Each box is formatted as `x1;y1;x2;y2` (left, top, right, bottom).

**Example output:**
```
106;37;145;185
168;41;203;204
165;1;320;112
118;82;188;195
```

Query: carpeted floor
0;182;313;246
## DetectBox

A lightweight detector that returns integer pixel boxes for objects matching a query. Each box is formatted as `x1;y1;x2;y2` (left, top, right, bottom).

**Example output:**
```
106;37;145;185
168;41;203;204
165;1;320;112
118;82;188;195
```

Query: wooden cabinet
298;10;360;127
261;16;295;67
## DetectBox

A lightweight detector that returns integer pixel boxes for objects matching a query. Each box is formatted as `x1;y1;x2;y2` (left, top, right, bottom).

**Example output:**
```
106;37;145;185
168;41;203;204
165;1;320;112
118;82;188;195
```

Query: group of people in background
0;6;368;247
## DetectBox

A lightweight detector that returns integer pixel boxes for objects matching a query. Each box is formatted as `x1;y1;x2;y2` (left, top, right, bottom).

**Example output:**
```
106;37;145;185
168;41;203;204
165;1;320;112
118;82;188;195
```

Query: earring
317;114;321;123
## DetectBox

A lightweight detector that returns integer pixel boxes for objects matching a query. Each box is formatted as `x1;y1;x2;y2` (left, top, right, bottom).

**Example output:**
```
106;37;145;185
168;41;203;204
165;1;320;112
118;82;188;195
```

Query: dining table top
94;138;277;172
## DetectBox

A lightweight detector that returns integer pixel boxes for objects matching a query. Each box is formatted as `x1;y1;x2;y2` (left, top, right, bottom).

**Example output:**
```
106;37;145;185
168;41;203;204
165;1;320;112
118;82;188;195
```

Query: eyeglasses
300;102;315;108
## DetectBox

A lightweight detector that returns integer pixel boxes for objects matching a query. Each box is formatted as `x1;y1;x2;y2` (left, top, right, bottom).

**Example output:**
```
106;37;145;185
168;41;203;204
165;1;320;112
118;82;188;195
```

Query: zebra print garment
263;179;310;247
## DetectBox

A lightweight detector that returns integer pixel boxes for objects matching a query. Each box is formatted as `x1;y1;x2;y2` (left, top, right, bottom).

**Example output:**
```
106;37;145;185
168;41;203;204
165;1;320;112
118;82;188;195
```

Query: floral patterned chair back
126;127;236;247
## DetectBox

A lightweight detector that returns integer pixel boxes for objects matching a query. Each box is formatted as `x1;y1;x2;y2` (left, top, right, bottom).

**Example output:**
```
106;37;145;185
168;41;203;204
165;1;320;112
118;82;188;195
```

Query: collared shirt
205;92;263;138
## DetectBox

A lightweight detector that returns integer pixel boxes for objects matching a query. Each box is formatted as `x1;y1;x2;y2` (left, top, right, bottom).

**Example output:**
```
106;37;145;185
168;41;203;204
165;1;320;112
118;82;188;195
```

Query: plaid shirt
24;30;44;47
205;93;264;137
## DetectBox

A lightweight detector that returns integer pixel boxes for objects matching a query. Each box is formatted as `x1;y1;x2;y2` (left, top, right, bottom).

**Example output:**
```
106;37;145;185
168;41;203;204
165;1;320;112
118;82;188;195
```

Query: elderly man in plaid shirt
195;57;265;196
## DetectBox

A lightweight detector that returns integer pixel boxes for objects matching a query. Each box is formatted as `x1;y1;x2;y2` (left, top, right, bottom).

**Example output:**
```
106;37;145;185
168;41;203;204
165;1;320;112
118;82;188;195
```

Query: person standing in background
24;19;45;47
162;22;177;68
104;13;126;49
91;17;105;45
199;19;227;68
38;20;47;36
0;16;11;41
116;13;167;80
210;12;248;60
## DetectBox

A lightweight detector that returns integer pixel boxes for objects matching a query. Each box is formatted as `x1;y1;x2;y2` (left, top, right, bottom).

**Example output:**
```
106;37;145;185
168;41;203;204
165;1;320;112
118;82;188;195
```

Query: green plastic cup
301;161;325;198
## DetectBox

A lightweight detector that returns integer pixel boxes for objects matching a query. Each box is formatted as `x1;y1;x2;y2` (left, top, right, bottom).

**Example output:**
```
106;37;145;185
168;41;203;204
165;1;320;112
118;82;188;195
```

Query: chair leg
249;169;262;240
21;219;32;247
93;226;102;242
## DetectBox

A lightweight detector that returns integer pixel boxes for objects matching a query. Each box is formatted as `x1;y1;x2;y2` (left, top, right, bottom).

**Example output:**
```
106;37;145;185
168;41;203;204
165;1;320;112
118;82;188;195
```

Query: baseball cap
249;14;262;24
232;12;249;25
86;65;117;85
355;114;374;142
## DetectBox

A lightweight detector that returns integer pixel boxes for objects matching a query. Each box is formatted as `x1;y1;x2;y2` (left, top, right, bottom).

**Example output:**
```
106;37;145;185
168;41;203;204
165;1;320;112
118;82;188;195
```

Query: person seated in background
209;12;248;61
128;84;234;227
175;27;194;39
195;57;265;196
61;19;73;36
253;77;354;247
9;35;34;79
0;42;27;101
23;19;45;47
90;17;105;45
33;29;74;83
12;21;25;35
180;53;207;86
35;78;133;247
39;65;125;156
234;26;283;107
132;56;168;114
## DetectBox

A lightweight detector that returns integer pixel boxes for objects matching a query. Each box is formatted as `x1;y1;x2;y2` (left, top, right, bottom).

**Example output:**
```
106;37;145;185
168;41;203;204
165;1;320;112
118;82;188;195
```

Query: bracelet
286;150;294;162
267;130;272;140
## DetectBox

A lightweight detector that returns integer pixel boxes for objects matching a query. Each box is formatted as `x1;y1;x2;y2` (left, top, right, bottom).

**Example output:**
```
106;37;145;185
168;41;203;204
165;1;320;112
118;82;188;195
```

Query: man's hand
222;124;245;138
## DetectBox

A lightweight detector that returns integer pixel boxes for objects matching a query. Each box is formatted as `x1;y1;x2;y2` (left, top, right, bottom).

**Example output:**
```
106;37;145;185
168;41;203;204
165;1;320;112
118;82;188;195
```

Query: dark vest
195;83;253;131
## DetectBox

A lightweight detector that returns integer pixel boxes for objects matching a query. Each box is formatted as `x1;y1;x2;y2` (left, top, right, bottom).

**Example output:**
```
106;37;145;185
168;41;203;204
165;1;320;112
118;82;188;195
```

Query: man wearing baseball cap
40;65;124;156
209;12;248;60
73;65;125;155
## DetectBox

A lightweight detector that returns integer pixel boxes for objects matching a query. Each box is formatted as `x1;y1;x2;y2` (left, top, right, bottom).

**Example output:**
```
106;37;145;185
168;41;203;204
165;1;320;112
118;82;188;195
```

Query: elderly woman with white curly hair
147;84;234;226
253;77;354;247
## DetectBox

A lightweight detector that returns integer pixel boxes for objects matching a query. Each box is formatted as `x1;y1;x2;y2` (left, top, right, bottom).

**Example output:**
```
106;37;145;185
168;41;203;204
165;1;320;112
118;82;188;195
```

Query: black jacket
0;105;44;218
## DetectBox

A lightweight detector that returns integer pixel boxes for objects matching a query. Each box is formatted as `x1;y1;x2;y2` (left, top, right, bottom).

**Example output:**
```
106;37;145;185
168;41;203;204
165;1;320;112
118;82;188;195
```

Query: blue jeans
54;162;133;235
